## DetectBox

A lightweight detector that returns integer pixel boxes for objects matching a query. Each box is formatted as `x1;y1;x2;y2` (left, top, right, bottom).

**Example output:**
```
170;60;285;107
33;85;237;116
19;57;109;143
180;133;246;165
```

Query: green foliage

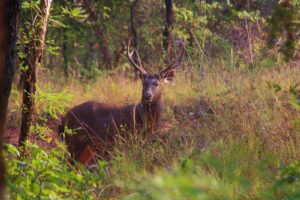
124;160;238;200
268;1;300;60
18;0;298;79
60;7;88;22
271;162;300;199
4;143;106;199
35;84;72;119
21;0;39;10
174;2;223;60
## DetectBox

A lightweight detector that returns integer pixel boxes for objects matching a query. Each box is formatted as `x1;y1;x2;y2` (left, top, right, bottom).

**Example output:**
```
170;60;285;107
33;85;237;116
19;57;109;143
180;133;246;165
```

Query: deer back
60;101;140;160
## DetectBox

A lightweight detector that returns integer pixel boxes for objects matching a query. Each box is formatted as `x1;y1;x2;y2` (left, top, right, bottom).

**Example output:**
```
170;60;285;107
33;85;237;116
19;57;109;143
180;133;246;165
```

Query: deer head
127;38;185;104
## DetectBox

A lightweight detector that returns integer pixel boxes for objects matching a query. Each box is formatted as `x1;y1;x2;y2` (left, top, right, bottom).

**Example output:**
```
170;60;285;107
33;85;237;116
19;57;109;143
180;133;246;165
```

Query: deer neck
138;95;163;131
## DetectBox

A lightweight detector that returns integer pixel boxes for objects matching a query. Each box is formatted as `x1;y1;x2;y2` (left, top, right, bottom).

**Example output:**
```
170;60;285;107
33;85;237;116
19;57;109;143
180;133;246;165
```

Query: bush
4;142;106;199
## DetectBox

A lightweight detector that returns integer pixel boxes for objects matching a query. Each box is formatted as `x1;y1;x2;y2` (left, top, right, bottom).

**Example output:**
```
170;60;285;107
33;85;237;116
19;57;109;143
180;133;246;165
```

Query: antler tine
134;48;143;71
159;40;185;77
127;38;147;75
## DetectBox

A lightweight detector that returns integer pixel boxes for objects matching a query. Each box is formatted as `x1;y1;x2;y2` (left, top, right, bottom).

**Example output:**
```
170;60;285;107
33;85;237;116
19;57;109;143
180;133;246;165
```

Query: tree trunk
163;0;173;64
19;0;52;146
0;0;21;196
130;0;140;77
114;43;125;66
97;24;113;70
84;39;94;70
62;28;69;77
81;0;113;70
18;22;30;90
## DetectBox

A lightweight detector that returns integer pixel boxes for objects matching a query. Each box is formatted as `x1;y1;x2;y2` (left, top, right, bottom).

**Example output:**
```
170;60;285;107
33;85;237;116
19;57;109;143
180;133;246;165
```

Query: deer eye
153;82;159;87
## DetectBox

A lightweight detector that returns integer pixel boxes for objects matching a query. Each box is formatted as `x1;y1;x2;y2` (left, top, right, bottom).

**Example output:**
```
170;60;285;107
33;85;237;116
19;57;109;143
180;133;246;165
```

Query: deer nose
145;93;152;100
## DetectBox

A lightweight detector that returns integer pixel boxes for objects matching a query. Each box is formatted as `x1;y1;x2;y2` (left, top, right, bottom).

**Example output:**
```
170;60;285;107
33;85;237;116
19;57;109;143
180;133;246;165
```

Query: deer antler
159;39;185;78
127;38;147;75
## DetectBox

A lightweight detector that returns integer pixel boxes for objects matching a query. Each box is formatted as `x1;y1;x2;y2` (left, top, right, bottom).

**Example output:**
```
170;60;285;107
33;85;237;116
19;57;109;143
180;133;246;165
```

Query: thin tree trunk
245;0;254;66
0;0;21;196
163;0;173;64
245;19;254;65
84;39;94;70
18;41;29;90
62;28;69;77
19;0;52;146
114;43;125;65
98;24;112;70
130;0;140;77
81;0;113;70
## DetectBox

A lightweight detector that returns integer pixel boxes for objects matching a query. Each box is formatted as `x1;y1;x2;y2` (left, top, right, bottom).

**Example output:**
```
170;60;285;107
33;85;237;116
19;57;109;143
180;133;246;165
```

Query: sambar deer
59;39;185;166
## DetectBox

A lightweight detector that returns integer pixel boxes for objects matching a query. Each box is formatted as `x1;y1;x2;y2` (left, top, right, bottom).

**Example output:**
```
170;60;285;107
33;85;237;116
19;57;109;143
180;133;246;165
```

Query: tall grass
64;63;299;199
5;63;300;199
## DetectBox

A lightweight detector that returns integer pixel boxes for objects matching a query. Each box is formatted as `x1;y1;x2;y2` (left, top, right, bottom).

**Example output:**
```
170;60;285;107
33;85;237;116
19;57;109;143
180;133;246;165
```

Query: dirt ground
3;116;61;149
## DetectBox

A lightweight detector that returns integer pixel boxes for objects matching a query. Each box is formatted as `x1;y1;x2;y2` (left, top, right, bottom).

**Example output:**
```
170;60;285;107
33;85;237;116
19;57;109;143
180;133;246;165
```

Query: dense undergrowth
4;62;300;199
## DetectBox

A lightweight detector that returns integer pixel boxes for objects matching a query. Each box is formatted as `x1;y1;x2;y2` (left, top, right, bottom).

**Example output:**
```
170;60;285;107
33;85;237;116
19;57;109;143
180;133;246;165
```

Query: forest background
0;0;300;199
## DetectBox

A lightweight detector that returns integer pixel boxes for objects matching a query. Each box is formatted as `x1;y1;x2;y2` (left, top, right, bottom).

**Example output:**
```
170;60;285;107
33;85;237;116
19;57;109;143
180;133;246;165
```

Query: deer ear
162;71;175;83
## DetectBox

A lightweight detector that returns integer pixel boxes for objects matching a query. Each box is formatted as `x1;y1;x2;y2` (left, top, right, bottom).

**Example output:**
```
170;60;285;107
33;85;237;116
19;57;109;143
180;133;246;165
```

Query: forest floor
3;117;60;149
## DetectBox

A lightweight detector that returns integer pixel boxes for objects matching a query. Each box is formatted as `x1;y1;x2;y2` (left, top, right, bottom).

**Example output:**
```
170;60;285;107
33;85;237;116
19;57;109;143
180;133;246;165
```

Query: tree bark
19;0;52;146
163;0;174;64
17;23;30;90
97;24;113;70
81;0;113;70
62;28;69;77
0;0;21;196
130;0;140;77
114;43;125;66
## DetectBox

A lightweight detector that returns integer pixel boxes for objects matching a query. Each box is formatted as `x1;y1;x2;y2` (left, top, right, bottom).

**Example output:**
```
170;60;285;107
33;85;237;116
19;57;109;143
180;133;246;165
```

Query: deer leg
77;144;95;166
